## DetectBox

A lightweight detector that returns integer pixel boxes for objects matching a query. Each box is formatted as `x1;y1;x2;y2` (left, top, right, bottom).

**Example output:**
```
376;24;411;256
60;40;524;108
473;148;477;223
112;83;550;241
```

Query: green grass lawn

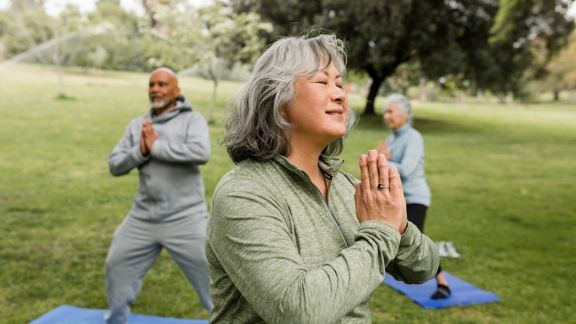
1;63;575;323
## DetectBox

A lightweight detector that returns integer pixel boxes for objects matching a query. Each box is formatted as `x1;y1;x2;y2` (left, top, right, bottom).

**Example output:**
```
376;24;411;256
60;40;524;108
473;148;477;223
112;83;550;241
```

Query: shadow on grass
6;207;50;215
500;213;538;230
55;93;76;101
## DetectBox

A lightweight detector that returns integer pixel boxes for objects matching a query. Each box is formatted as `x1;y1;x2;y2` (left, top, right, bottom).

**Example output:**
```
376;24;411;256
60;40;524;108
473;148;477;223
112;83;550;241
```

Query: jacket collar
393;123;411;136
273;154;344;180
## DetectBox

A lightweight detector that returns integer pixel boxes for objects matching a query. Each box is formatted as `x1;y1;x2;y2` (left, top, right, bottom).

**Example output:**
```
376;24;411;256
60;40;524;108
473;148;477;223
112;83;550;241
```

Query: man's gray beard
150;97;170;110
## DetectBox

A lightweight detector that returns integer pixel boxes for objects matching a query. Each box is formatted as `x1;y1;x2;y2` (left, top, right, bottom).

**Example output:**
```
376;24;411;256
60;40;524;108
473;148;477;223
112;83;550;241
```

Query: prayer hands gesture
139;119;158;156
354;149;407;233
377;141;391;160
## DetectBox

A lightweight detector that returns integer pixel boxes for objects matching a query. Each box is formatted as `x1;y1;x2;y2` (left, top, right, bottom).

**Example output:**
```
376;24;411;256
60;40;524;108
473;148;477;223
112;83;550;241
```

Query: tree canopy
145;0;271;121
481;0;575;100
531;30;576;100
234;0;575;113
1;0;573;107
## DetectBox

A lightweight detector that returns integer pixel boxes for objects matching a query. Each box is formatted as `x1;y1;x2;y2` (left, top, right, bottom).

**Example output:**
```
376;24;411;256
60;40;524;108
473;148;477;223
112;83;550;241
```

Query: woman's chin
327;129;347;141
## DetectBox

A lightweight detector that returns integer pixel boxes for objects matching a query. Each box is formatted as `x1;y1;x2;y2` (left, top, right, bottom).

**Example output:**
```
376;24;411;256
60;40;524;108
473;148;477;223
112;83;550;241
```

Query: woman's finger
367;149;379;191
359;154;371;193
377;153;390;193
389;167;403;197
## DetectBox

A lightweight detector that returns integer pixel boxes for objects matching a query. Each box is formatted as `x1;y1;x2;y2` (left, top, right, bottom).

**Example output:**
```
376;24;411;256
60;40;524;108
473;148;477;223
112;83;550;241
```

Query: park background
1;0;575;323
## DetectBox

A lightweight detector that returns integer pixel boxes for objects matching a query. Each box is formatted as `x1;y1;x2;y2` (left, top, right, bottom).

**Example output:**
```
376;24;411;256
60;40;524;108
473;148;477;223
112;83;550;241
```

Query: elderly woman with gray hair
206;34;439;323
378;93;451;299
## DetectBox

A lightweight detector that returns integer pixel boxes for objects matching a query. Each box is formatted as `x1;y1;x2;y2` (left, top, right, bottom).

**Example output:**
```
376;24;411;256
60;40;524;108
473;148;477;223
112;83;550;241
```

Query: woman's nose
332;85;346;103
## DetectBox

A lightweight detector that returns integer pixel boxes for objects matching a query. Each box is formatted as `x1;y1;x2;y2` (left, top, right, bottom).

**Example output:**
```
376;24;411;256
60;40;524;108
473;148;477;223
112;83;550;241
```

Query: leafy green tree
531;31;576;101
0;3;88;96
137;0;202;71
150;0;271;121
233;0;500;114
85;0;153;71
195;3;271;121
474;0;575;101
5;0;45;13
234;0;574;113
141;0;176;28
0;2;54;58
382;62;423;96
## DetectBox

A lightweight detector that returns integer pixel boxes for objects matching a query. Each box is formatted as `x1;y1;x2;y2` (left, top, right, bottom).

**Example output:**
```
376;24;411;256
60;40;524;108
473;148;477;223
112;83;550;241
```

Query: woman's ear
279;105;289;120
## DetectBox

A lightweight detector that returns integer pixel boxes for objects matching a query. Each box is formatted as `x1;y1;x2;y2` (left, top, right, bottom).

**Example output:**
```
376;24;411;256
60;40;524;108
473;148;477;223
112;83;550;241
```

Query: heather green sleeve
209;177;434;323
385;222;440;283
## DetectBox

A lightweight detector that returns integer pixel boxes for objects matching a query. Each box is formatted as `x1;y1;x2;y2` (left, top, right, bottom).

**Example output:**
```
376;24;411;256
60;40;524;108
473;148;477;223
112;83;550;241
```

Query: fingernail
360;154;366;163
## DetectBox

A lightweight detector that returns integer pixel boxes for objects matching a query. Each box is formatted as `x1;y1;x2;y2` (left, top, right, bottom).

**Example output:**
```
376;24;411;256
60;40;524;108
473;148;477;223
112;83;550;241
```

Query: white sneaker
436;241;460;258
444;241;460;258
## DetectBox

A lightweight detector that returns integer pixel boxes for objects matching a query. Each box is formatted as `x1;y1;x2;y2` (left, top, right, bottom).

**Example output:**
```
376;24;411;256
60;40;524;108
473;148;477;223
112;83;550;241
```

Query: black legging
407;203;442;275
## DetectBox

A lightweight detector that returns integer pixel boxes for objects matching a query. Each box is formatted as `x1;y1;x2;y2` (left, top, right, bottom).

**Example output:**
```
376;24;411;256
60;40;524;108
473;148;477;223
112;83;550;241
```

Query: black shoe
431;284;451;299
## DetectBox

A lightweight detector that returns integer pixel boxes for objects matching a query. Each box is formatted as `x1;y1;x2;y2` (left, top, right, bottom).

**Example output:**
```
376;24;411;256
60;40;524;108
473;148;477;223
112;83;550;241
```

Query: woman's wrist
399;221;408;235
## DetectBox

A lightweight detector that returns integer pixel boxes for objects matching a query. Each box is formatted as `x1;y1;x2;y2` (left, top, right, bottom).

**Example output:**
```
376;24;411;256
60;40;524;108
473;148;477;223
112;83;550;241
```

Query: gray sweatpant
104;213;213;324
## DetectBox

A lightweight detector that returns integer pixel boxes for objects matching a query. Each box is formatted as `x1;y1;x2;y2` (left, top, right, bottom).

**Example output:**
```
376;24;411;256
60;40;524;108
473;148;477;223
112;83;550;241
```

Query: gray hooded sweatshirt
108;96;210;222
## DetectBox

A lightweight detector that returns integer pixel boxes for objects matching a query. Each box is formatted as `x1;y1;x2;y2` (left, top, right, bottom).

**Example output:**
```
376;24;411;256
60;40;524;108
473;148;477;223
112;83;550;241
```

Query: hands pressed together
377;141;391;160
139;119;158;156
354;149;407;234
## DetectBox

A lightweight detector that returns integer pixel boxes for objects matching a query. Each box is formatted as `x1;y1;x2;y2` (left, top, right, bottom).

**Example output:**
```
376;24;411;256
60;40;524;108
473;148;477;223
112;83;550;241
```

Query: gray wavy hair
223;34;356;163
384;93;412;124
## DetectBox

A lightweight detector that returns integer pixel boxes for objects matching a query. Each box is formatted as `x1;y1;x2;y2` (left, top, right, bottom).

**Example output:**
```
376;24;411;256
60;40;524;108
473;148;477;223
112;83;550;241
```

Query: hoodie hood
149;95;193;123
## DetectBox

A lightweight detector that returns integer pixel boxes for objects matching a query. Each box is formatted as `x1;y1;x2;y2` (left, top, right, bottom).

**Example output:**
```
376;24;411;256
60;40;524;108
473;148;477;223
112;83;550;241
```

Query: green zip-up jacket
206;155;439;323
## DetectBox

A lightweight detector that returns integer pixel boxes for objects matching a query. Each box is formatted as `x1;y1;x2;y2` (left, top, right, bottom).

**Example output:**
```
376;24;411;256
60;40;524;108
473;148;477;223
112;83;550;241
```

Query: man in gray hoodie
104;68;213;324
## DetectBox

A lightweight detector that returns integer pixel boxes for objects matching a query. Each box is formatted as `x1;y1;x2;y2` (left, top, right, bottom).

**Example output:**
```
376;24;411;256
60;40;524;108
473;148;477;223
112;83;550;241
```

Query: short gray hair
384;93;412;124
223;34;355;163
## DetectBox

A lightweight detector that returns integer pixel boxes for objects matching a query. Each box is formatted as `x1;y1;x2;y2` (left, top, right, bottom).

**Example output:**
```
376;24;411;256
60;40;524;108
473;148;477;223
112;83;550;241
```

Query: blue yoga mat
30;305;208;324
383;271;500;309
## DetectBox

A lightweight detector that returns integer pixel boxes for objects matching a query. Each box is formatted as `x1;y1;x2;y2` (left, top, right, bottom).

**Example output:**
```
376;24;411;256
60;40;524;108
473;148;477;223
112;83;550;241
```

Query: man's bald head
151;67;178;80
148;67;180;115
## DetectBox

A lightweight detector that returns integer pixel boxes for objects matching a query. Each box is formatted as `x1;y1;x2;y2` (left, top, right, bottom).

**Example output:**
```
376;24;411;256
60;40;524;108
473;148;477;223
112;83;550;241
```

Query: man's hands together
139;119;158;156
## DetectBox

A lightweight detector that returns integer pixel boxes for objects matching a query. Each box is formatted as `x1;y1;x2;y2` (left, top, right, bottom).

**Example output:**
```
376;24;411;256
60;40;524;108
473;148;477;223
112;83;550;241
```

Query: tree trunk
208;78;218;122
141;0;157;28
55;63;65;97
553;89;560;101
364;75;385;116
